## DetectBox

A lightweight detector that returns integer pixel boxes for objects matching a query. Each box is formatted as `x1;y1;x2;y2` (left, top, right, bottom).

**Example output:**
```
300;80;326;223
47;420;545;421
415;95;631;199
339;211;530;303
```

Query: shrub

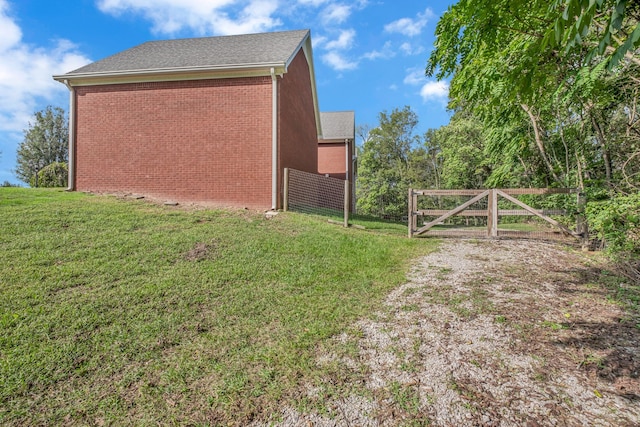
586;192;640;257
30;162;68;188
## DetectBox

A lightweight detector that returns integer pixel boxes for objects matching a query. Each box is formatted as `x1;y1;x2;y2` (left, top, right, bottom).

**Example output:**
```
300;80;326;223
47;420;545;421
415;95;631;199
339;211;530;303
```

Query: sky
0;0;453;185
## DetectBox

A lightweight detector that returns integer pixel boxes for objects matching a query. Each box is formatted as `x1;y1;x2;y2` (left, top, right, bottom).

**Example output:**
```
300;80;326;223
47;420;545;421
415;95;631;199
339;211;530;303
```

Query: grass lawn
0;188;436;425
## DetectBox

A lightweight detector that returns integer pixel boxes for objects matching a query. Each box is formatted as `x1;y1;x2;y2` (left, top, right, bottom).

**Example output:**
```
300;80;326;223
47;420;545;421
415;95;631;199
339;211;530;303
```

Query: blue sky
0;0;453;185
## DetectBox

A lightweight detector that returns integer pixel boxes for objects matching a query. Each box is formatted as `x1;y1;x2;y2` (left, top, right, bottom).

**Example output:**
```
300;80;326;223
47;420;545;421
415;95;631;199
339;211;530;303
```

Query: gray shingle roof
320;111;355;140
62;29;310;76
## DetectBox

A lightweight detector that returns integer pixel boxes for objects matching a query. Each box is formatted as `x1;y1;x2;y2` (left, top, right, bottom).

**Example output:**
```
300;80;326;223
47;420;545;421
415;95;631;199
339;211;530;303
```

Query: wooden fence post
576;189;589;250
408;188;414;238
413;191;418;233
283;168;289;212
344;179;349;228
487;189;498;238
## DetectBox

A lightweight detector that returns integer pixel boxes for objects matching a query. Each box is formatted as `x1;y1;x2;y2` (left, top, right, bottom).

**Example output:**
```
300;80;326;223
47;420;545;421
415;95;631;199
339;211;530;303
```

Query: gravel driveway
262;239;640;426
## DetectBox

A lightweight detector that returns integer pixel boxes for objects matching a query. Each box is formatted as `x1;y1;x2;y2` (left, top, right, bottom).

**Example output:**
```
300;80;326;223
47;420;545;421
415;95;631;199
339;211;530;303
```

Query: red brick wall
278;49;318;208
318;143;346;180
73;77;273;208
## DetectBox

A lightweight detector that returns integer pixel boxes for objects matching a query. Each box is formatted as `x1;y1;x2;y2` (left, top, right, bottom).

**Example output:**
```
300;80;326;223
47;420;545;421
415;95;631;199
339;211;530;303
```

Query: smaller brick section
318;143;347;180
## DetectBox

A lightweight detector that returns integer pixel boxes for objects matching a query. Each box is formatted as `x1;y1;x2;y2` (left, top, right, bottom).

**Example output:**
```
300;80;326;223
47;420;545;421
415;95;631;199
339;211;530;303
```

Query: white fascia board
53;63;287;86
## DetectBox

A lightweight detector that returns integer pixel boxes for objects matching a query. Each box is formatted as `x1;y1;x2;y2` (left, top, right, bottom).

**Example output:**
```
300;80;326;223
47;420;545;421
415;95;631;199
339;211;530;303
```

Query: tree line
358;0;639;266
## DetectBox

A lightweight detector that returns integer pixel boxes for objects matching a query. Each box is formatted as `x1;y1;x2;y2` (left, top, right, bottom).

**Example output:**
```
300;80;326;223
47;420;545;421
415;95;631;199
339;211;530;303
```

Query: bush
586;192;640;257
2;181;20;187
30;162;68;188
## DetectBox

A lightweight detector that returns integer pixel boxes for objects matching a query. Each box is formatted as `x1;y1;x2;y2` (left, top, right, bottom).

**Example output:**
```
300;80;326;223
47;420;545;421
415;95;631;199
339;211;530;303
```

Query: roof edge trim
53;62;287;82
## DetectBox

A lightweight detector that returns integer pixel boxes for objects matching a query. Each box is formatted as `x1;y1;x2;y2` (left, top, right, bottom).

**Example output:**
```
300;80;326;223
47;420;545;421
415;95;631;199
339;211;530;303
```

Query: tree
413;128;443;190
435;109;493;189
356;106;426;218
426;0;639;188
15;106;68;186
426;0;640;263
427;0;639;103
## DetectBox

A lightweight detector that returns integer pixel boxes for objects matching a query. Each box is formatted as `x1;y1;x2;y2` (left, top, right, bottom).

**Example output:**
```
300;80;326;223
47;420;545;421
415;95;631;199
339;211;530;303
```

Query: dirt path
263;239;640;426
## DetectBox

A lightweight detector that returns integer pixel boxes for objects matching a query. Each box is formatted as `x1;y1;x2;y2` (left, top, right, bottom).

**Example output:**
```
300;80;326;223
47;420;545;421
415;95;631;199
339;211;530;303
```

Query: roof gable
53;29;323;138
319;111;355;140
57;29;310;78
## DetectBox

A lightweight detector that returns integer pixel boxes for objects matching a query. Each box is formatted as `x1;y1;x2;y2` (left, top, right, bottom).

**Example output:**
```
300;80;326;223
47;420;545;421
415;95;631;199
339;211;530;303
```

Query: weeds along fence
283;168;350;226
408;188;588;244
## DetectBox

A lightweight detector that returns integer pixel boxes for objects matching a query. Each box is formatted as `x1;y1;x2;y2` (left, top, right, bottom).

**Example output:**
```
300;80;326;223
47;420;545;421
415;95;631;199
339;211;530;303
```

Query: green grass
349;214;409;235
312;209;409;236
0;188;436;425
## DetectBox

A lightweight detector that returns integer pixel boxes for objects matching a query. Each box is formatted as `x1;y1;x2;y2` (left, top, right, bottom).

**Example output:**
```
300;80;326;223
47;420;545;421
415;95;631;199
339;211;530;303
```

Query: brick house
318;111;356;209
53;29;323;210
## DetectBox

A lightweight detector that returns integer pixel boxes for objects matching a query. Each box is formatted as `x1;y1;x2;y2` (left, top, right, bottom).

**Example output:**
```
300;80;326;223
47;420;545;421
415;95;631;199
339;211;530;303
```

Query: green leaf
608;24;640;69
610;0;627;31
555;19;563;43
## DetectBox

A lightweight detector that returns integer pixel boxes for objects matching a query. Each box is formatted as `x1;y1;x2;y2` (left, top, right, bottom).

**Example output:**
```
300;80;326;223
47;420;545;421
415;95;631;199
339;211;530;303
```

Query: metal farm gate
408;188;587;243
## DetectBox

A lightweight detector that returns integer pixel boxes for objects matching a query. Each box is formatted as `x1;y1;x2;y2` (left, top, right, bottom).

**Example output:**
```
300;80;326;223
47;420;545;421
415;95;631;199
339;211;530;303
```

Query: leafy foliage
30;162;68;188
15;106;68;186
586;192;640;256
548;0;640;69
434;110;492;189
423;0;639;268
356;106;422;218
426;0;639;189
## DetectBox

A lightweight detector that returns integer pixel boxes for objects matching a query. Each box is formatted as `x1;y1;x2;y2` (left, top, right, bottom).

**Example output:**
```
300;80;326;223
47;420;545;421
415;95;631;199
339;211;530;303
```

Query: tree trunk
590;113;612;185
575;152;584;189
520;103;563;185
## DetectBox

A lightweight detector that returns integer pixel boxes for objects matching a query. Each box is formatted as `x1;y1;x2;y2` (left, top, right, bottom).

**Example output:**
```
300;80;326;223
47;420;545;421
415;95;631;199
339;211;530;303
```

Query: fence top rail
287;167;346;185
416;209;567;217
412;188;577;196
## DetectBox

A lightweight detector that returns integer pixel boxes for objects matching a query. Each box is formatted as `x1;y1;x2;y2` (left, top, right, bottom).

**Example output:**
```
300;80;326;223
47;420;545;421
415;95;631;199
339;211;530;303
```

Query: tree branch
520;103;563;185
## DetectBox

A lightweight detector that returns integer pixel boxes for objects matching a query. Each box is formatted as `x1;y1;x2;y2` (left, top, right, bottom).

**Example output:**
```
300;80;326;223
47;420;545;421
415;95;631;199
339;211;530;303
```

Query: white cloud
324;28;355;50
320;3;351;25
362;41;395;60
399;42;424;56
384;7;434;37
97;0;282;35
322;51;358;70
0;0;20;51
420;80;449;102
297;0;329;5
318;28;358;71
0;0;90;133
312;34;328;49
403;69;425;86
